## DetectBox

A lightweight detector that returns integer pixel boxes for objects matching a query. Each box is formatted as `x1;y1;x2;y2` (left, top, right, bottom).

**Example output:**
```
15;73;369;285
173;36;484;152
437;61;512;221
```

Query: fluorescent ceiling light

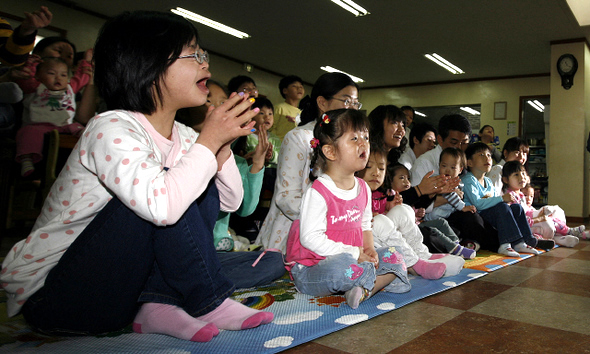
425;53;464;74
565;0;590;26
460;107;480;115
331;0;370;16
320;66;365;83
171;7;250;39
415;111;427;117
527;100;544;112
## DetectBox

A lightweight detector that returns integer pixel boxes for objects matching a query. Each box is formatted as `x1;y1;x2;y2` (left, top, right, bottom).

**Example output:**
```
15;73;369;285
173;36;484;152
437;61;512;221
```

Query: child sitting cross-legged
462;143;554;257
286;109;411;310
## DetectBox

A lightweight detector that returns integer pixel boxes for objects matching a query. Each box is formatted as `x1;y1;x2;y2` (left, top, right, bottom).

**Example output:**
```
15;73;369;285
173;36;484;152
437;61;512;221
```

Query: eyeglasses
177;50;209;64
241;87;259;95
331;97;362;109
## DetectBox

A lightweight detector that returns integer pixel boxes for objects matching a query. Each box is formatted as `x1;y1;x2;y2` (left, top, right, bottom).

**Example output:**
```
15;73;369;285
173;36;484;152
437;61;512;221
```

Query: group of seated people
0;8;586;345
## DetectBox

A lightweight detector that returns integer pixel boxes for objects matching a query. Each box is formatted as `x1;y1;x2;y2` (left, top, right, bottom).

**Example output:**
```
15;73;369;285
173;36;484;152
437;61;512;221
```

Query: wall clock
557;53;578;90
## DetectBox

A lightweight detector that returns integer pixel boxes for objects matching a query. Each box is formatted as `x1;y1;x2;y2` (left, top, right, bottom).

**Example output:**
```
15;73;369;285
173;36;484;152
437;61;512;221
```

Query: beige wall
360;77;550;147
549;41;590;218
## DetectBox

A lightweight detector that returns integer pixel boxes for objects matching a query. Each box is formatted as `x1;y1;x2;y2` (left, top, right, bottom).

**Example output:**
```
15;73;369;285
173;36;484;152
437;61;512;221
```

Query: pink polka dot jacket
0;110;244;316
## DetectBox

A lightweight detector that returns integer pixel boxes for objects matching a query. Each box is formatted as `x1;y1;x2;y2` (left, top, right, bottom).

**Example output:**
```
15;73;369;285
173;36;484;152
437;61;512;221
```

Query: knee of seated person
508;203;523;212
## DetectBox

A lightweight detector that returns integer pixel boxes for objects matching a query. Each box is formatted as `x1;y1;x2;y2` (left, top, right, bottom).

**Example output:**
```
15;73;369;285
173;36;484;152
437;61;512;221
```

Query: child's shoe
513;242;541;255
344;287;370;309
535;239;555;249
450;244;476;259
498;243;519;257
554;235;579;248
567;225;585;236
461;239;481;252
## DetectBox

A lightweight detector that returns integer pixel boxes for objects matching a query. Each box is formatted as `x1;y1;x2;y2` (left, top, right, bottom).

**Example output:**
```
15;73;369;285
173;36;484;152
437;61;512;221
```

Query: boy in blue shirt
461;143;554;257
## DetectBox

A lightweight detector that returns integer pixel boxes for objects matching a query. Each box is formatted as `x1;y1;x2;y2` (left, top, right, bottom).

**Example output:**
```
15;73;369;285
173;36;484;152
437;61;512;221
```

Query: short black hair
94;11;199;115
438;114;471;141
228;75;256;94
33;37;77;58
464;142;490;160
279;75;303;98
252;97;274;111
400;106;414;114
36;57;69;73
409;122;437;149
440;147;466;169
501;137;529;159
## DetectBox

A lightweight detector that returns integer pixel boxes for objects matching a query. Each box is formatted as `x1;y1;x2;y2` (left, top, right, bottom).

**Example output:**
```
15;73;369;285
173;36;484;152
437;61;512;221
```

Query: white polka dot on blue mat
442;281;457;287
273;311;323;325
335;314;369;325
377;302;396;310
264;336;294;348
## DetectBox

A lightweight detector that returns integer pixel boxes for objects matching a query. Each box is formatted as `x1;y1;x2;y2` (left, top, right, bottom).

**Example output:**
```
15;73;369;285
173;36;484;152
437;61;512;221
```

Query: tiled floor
283;239;590;354
1;226;589;353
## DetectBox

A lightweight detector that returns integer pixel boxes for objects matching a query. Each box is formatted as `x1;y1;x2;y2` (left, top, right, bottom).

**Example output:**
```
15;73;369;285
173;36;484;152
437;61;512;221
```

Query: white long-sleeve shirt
298;175;373;260
1;110;243;316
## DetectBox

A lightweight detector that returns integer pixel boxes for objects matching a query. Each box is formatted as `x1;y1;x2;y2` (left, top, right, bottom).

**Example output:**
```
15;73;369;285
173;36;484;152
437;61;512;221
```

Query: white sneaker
498;243;519;257
513;242;541;255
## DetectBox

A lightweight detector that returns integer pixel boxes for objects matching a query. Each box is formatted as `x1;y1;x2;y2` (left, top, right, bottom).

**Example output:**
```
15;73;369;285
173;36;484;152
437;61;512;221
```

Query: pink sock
133;303;218;342
196;298;274;330
412;259;446;279
429;253;449;260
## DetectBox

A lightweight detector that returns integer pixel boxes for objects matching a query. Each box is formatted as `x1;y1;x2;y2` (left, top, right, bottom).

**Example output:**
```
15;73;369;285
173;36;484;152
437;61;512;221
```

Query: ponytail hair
309;109;370;181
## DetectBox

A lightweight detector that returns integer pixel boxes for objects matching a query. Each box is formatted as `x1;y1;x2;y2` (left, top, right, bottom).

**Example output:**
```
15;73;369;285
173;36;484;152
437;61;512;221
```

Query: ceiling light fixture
460;107;480;115
320;66;365;83
171;7;250;39
330;0;370;16
415;111;427;117
425;53;464;74
527;100;545;112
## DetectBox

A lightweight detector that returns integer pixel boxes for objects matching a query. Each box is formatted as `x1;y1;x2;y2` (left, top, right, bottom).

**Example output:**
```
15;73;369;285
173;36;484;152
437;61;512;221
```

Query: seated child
357;148;463;279
462;143;554;257
15;57;88;176
245;97;281;169
389;162;476;259
520;182;586;246
424;147;477;221
487;137;529;195
286;109;411;310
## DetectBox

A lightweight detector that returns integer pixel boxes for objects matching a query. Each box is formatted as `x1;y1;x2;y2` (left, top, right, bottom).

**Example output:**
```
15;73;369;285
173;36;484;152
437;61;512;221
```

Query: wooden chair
4;130;78;229
41;129;79;200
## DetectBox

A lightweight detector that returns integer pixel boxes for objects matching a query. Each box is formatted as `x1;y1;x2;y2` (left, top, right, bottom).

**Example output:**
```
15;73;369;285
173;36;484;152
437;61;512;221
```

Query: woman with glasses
1;11;273;343
256;72;360;253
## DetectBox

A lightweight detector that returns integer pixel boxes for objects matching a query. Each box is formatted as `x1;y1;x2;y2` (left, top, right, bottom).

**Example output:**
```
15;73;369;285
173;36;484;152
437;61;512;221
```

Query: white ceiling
55;0;590;87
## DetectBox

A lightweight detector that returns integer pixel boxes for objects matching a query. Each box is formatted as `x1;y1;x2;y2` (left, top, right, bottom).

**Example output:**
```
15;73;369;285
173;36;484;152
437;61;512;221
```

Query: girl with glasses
1;10;272;343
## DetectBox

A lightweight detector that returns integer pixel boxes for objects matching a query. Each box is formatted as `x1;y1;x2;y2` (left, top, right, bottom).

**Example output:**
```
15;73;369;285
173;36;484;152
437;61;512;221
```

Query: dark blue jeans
479;203;536;246
218;250;286;289
22;182;234;335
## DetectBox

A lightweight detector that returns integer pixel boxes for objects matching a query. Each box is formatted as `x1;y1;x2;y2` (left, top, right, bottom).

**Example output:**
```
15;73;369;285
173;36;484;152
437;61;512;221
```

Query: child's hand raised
462;205;477;213
19;6;53;37
250;122;269;173
198;92;258;156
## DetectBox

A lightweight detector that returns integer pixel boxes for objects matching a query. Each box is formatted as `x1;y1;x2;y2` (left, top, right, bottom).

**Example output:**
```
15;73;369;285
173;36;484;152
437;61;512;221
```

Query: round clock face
559;57;575;73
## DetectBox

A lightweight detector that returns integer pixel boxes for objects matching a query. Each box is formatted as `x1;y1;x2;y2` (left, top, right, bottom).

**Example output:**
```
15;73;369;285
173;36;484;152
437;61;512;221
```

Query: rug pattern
0;250;548;353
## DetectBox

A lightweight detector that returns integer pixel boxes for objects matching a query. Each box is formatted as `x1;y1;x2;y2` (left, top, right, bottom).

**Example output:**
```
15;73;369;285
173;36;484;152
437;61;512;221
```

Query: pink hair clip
310;138;320;149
